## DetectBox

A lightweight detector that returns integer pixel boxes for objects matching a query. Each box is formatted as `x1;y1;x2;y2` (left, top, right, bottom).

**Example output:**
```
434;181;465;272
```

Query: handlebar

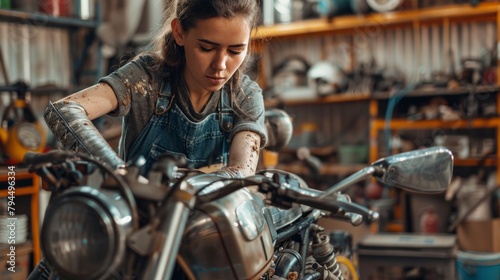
269;185;379;223
193;171;378;223
24;150;70;165
24;151;379;224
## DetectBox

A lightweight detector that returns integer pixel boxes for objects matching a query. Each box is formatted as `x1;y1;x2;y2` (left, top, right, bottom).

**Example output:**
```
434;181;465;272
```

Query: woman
29;1;270;279
44;0;266;178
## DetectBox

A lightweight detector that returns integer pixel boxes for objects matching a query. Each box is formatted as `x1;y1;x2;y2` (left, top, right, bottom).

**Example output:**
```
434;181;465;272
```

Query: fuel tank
178;188;274;280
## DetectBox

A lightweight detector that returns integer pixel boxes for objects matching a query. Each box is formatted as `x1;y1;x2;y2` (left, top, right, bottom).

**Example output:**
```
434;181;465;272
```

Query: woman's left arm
212;75;267;178
214;131;261;178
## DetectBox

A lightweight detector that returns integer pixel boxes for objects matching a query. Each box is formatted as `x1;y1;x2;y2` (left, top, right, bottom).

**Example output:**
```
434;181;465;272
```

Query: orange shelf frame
371;118;500;130
265;93;371;107
0;169;41;266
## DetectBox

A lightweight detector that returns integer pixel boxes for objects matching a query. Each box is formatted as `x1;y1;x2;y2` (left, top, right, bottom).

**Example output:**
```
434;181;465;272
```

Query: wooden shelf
265;93;371;107
372;118;499;130
0;9;97;29
252;2;499;39
372;85;500;100
373;156;497;167
266;84;499;107
454;158;497;166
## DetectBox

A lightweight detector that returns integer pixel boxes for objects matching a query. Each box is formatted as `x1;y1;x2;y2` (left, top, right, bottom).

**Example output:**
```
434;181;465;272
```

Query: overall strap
218;89;233;132
219;89;233;165
155;82;175;115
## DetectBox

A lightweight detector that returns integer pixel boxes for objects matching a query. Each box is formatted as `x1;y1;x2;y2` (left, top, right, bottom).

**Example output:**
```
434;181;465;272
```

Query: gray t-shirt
99;54;267;160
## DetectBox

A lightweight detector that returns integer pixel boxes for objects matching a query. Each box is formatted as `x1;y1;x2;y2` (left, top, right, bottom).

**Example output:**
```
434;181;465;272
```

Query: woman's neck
178;73;213;113
188;91;213;113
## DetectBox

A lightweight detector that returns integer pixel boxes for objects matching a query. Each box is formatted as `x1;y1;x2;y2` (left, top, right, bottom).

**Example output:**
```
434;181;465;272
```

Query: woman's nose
212;51;227;71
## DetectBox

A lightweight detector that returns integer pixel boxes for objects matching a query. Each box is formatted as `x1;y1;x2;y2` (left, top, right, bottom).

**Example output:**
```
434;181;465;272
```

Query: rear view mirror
372;146;454;193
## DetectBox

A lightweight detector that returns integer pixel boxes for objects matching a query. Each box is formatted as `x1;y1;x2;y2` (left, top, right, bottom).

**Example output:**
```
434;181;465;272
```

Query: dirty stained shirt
98;54;268;161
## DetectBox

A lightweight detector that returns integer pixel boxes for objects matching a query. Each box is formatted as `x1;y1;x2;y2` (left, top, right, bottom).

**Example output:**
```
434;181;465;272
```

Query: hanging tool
0;81;47;164
0;46;47;165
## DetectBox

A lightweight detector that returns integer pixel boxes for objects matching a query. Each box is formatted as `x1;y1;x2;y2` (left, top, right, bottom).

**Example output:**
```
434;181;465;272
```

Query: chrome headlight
41;186;133;280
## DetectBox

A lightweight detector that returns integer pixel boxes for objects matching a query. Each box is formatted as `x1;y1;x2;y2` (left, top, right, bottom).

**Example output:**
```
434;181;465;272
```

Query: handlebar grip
23;150;69;165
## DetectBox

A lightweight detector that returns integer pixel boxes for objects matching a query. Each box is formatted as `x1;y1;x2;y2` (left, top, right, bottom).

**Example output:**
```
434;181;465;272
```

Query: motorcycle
24;145;453;280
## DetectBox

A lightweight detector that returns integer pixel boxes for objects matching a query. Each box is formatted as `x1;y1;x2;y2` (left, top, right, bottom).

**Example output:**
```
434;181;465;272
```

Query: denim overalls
127;82;233;175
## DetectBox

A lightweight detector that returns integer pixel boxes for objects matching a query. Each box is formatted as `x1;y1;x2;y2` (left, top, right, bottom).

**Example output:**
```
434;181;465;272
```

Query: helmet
366;0;402;12
307;62;347;96
265;109;293;152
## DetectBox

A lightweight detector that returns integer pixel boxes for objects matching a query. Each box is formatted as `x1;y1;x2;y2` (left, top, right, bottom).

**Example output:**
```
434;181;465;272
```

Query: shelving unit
253;3;499;39
0;9;98;28
253;2;500;164
369;85;500;175
0;6;101;270
265;93;371;107
0;6;102;89
253;3;499;84
252;2;500;232
0;169;40;267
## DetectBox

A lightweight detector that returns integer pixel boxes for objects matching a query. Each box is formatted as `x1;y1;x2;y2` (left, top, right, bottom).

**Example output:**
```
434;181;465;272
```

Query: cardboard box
457;218;500;252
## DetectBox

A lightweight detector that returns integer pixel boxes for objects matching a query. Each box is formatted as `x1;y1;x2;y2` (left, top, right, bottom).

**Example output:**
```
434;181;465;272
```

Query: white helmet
307;62;347;96
366;0;402;12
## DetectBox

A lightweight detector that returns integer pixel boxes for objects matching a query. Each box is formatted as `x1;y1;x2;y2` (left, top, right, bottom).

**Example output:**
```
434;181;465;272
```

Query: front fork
142;180;196;280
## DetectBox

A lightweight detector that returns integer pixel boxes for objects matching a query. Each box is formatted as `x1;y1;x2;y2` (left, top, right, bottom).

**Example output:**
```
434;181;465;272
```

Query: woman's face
172;15;251;96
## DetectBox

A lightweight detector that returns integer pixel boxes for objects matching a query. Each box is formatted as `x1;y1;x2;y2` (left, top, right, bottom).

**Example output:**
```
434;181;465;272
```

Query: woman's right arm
57;83;119;120
44;83;127;171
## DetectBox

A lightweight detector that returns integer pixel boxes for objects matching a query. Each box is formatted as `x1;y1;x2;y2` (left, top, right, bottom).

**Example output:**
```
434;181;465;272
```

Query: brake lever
328;211;364;226
35;162;84;192
335;200;379;223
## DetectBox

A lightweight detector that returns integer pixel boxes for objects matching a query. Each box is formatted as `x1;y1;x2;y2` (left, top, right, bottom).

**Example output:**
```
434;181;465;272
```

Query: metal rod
321;166;376;197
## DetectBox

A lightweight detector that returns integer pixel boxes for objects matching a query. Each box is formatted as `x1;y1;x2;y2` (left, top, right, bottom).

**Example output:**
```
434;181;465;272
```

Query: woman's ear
171;18;185;46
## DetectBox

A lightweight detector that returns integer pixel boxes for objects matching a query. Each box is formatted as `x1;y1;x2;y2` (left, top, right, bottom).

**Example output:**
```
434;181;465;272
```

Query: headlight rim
41;186;132;280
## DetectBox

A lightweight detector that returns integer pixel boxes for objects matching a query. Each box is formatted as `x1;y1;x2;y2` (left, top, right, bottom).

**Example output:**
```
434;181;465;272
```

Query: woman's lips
207;76;225;85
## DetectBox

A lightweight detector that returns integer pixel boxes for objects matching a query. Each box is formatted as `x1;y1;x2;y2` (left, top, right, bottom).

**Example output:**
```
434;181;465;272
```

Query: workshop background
1;0;500;279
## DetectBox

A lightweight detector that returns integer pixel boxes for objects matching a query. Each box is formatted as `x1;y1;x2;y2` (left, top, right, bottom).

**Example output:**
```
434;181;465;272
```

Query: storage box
357;233;457;280
457;218;500;252
457;251;500;280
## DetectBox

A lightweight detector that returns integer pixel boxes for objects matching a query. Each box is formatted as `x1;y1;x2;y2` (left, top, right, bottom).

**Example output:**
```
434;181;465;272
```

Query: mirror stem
321;166;377;197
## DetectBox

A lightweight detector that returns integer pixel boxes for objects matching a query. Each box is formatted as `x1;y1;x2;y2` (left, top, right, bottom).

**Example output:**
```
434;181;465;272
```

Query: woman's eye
200;46;213;52
229;50;242;55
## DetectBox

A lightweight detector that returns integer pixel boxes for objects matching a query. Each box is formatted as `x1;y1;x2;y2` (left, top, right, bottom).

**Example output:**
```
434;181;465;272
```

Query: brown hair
147;0;260;99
